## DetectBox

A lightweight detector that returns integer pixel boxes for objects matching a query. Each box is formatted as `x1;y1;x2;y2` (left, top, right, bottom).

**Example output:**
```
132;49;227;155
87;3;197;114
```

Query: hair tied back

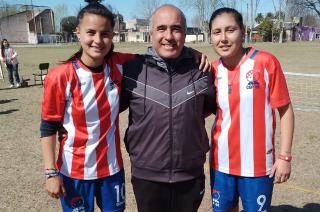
84;0;102;4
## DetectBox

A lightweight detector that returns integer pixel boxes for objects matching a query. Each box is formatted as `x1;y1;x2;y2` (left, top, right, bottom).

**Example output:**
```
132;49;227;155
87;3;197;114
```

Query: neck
80;55;103;68
222;47;246;70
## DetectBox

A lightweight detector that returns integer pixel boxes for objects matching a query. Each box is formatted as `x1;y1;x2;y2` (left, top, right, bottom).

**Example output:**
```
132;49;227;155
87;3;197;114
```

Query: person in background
0;39;21;88
121;5;216;212
209;7;294;212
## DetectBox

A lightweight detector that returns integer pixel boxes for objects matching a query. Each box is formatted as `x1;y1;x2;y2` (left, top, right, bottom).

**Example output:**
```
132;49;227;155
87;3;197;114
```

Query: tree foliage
255;12;275;42
61;16;77;36
255;13;264;23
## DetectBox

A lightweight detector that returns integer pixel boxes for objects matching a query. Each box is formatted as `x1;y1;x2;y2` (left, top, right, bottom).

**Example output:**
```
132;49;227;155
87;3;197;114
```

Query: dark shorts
131;175;205;212
60;170;125;212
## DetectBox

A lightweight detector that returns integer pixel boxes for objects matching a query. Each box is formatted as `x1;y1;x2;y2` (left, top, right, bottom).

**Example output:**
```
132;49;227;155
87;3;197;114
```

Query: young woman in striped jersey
40;1;135;211
209;8;294;212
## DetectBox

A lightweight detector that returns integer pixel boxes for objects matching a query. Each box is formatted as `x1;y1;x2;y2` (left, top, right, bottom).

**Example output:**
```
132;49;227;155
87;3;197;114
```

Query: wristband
45;169;59;180
278;154;292;162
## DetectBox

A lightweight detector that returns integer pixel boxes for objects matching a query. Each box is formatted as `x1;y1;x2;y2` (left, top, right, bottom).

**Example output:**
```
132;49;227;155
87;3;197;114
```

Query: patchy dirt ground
0;42;319;211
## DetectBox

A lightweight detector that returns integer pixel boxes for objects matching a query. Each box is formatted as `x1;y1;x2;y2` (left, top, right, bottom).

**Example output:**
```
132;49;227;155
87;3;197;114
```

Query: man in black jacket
121;4;216;212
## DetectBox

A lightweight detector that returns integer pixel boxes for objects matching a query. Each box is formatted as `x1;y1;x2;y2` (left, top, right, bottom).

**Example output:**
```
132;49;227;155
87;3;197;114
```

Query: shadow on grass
0;99;18;104
0;109;19;115
0;83;43;91
270;203;320;212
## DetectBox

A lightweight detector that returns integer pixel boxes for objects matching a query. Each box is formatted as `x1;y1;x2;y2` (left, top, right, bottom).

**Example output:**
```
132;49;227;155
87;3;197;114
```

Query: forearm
41;135;57;169
278;103;294;155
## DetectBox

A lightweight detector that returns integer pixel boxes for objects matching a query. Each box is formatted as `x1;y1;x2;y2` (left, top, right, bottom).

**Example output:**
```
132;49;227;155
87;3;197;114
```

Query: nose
221;31;227;42
94;34;103;43
164;29;174;40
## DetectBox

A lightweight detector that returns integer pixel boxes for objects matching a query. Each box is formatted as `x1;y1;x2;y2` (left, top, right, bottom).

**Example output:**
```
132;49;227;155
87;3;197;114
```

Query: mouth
219;45;231;51
161;43;177;50
91;46;104;52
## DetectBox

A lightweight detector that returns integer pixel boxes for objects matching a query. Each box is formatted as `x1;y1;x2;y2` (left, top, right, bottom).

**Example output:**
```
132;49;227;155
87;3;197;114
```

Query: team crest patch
69;196;85;212
212;189;220;207
246;69;260;89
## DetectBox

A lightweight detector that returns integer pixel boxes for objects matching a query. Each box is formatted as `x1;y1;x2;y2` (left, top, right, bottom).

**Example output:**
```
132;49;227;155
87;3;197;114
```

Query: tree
287;0;320;18
255;13;264;23
180;0;218;42
135;0;163;19
298;0;320;17
258;18;274;41
0;1;18;19
61;16;77;42
53;3;68;32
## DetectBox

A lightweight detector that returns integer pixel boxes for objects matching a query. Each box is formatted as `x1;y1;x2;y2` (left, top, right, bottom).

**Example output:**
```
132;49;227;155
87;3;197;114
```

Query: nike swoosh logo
187;90;194;95
200;189;205;195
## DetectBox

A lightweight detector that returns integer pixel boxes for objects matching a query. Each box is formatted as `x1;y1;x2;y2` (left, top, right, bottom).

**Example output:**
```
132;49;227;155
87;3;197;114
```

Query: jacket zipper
168;65;173;183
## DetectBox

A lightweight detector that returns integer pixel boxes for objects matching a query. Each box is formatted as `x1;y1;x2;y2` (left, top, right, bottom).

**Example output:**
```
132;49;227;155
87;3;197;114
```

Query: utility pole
30;0;37;39
245;3;249;43
279;0;283;43
250;0;253;42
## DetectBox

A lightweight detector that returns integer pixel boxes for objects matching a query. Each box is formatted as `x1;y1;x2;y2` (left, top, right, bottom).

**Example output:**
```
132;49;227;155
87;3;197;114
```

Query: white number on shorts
257;194;266;211
114;183;125;204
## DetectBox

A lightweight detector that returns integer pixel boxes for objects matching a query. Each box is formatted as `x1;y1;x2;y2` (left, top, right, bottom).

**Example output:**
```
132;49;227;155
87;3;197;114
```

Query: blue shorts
60;170;125;212
210;169;274;212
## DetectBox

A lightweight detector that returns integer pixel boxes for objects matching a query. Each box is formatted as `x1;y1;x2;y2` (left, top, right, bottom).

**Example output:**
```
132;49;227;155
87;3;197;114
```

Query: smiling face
150;6;186;59
76;13;114;67
210;13;245;65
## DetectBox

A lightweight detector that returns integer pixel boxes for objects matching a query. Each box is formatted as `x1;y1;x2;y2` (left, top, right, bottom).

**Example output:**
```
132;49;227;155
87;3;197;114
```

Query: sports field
0;42;319;211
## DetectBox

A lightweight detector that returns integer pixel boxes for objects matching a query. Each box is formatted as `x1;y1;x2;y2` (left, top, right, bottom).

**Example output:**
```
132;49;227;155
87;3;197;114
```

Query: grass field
0;42;319;211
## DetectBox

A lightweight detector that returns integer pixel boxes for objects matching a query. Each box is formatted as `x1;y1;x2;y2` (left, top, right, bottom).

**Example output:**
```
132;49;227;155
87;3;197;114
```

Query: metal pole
31;0;37;37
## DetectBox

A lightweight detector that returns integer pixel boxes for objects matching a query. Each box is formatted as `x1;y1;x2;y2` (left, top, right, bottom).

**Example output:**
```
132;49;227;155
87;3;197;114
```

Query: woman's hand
269;159;291;183
45;176;67;199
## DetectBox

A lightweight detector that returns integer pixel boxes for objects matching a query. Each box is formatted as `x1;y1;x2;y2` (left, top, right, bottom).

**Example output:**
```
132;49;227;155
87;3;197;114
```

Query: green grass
12;41;320;81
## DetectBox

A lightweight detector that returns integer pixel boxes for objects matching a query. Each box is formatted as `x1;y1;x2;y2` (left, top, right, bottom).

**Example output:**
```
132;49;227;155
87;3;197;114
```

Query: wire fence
285;72;320;112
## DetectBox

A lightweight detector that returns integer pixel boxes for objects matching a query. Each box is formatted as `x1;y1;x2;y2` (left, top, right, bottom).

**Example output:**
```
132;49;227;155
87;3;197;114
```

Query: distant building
293;26;320;41
124;18;150;42
113;14;126;42
0;8;55;44
186;27;204;43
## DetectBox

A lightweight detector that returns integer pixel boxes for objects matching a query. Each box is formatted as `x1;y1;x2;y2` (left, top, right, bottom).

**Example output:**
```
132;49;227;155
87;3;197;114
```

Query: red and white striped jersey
211;47;291;177
41;52;135;180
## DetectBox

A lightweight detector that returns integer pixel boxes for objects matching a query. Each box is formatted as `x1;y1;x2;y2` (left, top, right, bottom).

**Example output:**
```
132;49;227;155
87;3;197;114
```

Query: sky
10;0;276;25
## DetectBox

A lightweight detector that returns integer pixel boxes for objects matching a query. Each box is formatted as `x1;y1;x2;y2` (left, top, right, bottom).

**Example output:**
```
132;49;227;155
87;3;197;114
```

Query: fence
284;72;320;112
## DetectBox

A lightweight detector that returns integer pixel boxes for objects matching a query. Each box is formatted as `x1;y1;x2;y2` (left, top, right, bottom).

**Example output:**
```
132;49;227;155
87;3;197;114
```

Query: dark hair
209;7;244;33
1;39;8;58
64;1;115;63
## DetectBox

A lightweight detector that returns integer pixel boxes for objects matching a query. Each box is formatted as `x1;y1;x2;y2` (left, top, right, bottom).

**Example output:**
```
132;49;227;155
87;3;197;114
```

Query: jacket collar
145;46;194;72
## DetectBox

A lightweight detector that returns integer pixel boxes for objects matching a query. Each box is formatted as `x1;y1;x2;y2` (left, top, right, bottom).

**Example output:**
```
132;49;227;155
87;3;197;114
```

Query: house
185;27;204;42
293;26;320;41
124;18;150;42
113;14;126;42
0;7;55;44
